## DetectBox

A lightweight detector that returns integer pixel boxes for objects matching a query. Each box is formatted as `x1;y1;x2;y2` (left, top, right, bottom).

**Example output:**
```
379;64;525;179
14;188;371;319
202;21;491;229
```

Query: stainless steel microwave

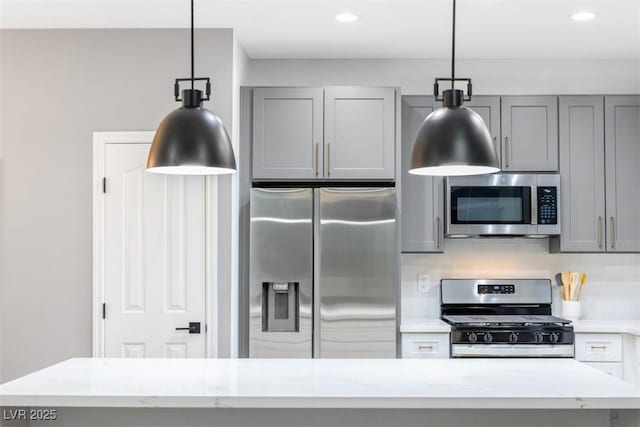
446;174;561;237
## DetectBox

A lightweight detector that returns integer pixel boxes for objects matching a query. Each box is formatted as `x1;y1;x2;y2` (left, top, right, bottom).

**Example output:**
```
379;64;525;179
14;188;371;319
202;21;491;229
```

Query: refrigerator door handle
313;188;321;358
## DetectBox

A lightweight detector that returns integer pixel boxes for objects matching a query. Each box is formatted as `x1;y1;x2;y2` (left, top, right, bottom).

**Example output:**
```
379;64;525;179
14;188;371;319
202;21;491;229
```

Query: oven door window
451;187;531;224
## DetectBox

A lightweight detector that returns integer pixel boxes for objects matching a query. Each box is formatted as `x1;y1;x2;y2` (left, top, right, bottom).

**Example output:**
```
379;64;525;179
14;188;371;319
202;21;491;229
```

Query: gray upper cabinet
252;88;323;180
605;96;640;252
465;96;502;168
401;96;444;252
324;87;395;179
501;96;559;172
555;96;606;252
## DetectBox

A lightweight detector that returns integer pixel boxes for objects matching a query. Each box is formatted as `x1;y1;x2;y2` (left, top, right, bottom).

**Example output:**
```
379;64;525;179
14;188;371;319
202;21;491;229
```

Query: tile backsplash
402;238;640;321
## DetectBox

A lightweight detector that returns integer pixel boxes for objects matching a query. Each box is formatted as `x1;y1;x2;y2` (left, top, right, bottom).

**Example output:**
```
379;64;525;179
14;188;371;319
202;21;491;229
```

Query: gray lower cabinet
464;96;502;168
401;96;444;252
324;87;396;179
252;87;323;180
501;96;559;172
554;96;606;252
605;96;640;252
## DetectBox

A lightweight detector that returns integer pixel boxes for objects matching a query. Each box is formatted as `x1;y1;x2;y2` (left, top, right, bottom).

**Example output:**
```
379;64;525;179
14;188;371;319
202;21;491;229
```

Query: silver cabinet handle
610;217;616;249
505;136;510;169
598;216;603;249
327;143;332;177
418;345;434;351
436;217;442;249
315;143;320;177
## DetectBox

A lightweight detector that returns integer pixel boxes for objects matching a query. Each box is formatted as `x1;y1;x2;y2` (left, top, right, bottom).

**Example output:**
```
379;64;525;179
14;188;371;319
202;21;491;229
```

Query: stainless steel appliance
441;279;574;358
249;187;397;358
446;173;560;237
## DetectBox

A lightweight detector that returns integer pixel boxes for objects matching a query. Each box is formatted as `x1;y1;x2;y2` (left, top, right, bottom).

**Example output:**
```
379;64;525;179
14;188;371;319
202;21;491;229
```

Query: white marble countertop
1;358;639;409
399;319;451;333
572;319;640;336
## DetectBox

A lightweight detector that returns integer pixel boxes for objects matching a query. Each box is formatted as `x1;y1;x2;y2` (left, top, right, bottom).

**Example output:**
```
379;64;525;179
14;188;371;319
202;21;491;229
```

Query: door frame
92;131;219;358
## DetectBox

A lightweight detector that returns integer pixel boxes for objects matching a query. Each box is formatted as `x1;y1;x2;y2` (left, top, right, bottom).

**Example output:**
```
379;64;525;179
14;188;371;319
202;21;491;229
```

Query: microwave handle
530;185;538;225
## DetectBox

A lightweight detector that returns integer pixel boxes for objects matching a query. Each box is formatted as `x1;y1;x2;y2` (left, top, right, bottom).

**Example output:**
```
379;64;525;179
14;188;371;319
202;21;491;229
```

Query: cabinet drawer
583;362;624;380
575;334;622;362
401;334;450;359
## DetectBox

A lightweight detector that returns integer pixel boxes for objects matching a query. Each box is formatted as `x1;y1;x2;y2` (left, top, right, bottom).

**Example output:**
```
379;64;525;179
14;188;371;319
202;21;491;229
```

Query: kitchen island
1;358;639;427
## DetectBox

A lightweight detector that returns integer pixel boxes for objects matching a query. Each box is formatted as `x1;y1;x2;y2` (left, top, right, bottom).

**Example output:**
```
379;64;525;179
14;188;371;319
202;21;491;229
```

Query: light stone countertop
399;318;451;333
572;319;640;336
1;358;639;409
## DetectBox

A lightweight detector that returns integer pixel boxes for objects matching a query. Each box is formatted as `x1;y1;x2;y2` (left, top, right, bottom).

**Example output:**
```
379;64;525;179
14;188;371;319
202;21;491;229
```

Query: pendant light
147;0;237;175
409;0;499;176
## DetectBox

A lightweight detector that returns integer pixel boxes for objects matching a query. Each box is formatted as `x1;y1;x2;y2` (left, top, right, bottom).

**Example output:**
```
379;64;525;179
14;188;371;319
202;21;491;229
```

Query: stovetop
442;314;572;327
439;279;575;356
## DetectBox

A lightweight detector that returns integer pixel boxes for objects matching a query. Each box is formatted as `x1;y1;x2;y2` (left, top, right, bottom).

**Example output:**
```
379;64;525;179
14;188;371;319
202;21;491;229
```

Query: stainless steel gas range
441;279;574;358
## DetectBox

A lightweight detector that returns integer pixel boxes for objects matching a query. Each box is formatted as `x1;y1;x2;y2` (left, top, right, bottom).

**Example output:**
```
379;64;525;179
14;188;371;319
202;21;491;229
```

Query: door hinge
102;303;106;319
102;177;107;194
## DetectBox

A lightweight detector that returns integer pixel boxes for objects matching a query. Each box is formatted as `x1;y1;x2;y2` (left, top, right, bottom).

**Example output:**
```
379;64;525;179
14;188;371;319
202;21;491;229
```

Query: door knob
175;322;201;334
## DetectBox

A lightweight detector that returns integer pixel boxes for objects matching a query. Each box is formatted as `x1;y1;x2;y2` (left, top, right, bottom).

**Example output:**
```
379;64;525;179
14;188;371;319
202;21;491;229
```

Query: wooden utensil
561;272;571;301
576;273;588;301
570;272;580;301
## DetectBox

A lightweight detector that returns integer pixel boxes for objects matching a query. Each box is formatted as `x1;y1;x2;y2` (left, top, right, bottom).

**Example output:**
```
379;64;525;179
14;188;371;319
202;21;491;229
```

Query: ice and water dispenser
262;282;299;332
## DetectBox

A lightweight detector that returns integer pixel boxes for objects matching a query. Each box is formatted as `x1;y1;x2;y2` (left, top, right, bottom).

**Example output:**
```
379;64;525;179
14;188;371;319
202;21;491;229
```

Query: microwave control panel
537;187;558;225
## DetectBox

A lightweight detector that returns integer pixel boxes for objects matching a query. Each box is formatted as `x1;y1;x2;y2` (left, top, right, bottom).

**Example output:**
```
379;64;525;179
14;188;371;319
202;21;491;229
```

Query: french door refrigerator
249;187;397;358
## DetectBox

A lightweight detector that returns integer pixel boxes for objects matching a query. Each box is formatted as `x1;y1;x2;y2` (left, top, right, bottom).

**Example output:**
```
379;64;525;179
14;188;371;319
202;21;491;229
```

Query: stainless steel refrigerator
249;187;397;358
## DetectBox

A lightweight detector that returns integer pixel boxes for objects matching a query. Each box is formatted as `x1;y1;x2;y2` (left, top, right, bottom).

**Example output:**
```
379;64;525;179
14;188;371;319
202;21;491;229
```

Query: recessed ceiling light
335;12;358;23
571;11;596;21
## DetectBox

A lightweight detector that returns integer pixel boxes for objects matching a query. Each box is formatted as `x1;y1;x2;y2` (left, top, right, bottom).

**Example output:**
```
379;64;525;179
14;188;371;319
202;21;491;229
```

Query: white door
103;143;207;358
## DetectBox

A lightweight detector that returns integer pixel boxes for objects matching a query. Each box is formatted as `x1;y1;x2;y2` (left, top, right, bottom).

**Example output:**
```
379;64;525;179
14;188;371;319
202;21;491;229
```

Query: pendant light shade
147;89;237;175
147;0;237;175
409;0;499;176
409;90;499;176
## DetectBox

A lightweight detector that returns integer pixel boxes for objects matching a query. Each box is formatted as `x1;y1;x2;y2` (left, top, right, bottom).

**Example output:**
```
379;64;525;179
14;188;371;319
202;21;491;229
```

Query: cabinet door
401;96;444;252
252;88;323;179
465;96;502;168
575;334;623;362
324;87;395;179
605;96;640;252
501;96;559;172
558;96;606;252
401;333;450;359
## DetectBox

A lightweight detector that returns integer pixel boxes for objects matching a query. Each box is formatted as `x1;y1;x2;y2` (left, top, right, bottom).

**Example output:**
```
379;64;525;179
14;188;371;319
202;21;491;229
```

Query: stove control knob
483;333;493;343
533;332;544;343
468;332;478;343
508;333;518;344
550;332;560;344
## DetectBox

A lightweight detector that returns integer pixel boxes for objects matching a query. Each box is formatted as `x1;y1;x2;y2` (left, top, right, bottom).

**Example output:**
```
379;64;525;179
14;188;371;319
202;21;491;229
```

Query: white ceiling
1;0;639;59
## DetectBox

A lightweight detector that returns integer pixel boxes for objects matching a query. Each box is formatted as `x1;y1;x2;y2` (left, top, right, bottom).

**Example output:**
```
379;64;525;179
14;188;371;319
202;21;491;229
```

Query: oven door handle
530;185;538;225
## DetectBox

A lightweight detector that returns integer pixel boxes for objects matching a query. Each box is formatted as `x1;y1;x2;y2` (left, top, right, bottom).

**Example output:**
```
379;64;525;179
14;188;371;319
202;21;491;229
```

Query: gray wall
0;29;234;381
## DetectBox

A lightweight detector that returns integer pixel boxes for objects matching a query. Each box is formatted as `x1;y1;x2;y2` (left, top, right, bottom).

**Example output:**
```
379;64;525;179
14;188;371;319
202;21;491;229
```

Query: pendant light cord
191;0;195;90
451;0;456;90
